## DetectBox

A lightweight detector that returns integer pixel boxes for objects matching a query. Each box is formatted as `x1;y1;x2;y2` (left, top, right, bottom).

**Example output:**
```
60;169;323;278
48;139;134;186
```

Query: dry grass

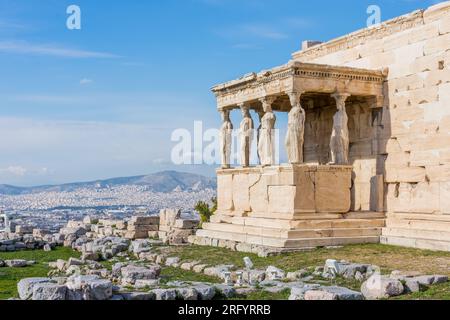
165;244;450;276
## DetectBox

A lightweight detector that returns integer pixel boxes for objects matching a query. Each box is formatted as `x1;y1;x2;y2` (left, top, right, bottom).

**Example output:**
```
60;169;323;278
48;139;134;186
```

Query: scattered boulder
289;284;321;300
120;264;161;285
32;283;67;301
214;284;236;298
66;275;113;301
121;292;155;301
243;270;266;284
176;287;198;300
304;286;364;301
204;265;234;279
361;275;404;300
165;257;181;267
152;289;177;300
18;278;56;300
5;260;31;268
193;284;216;300
266;266;286;280
286;270;308;281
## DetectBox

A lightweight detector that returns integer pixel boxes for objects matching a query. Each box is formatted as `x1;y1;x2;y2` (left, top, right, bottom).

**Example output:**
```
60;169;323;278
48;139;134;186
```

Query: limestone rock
266;266;286;280
165;257;181;267
193;284;216;300
5;260;30;268
121;292;156;301
152;289;177;300
32;283;67;301
204;265;234;279
361;275;404;300
286;270;308;281
304;286;364;300
18;278;56;300
176;287;198;300
120;265;161;285
214;284;236;298
66;275;112;301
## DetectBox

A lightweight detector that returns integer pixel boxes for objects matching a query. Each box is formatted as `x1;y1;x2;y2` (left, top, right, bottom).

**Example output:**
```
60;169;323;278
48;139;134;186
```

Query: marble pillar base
192;165;385;252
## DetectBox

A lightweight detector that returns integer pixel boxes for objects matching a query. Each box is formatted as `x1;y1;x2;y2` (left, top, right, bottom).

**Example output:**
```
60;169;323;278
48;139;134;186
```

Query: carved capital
331;92;350;110
287;91;303;109
259;96;277;113
220;109;231;122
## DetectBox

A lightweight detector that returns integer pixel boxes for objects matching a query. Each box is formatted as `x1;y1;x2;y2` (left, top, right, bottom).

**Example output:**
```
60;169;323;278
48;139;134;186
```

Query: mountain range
0;171;217;195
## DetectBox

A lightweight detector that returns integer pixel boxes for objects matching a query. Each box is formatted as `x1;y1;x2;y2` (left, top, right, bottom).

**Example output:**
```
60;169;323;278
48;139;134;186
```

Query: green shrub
195;197;217;227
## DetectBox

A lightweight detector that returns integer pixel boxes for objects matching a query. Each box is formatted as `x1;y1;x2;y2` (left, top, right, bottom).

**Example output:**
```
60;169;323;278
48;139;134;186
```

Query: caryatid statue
256;110;264;164
285;91;306;164
219;109;233;169
239;104;254;167
330;93;350;165
258;96;277;167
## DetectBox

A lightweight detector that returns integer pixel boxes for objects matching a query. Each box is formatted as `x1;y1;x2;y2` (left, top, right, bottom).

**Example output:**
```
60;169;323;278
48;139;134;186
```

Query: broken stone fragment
361;275;404;300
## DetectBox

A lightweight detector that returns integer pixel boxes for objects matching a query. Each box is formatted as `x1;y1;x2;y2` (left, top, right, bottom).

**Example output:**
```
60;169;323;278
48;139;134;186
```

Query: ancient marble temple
190;2;450;255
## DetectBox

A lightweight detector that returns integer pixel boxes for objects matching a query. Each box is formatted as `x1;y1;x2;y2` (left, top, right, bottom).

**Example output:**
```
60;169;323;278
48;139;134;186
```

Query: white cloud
0;41;120;58
0;166;28;176
80;78;94;85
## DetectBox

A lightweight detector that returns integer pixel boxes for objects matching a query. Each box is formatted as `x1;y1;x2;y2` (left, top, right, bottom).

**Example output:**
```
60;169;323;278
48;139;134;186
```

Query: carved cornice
211;62;385;100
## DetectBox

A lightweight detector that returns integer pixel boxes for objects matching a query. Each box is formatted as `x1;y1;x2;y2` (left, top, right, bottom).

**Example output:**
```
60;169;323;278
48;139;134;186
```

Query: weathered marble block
216;165;352;219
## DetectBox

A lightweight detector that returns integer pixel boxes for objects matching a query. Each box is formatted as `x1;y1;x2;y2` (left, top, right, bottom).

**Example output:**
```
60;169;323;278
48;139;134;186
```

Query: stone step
284;236;380;248
203;222;382;239
197;228;380;249
386;213;450;222
383;227;450;242
287;227;382;238
381;235;450;252
290;219;385;230
212;215;385;230
386;218;450;232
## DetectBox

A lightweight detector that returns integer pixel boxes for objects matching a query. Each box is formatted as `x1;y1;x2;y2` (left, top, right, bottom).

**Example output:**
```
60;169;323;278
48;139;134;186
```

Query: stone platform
191;165;386;254
381;213;450;252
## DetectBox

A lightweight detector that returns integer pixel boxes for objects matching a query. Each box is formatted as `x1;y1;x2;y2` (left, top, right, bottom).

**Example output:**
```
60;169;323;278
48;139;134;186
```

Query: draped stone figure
219;110;233;169
258;97;277;167
256;110;264;164
239;104;254;167
285;92;306;164
330;93;350;165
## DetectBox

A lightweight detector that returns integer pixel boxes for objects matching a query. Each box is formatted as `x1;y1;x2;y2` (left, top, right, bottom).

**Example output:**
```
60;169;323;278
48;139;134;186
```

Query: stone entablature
212;61;386;111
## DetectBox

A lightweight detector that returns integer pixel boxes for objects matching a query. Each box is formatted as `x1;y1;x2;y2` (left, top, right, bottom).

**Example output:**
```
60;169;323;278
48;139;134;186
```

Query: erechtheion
190;2;450;254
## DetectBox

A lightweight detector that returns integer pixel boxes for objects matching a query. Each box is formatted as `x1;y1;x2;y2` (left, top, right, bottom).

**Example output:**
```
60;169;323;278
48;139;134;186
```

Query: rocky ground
1;241;450;300
1;215;450;300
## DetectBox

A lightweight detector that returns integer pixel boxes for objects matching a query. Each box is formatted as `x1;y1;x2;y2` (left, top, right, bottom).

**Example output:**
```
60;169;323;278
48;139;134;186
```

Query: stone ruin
158;209;199;245
0;209;199;253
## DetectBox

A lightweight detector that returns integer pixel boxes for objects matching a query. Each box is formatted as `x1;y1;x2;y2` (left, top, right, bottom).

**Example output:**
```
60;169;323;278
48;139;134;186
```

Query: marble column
330;93;351;165
285;91;306;164
219;109;233;169
239;104;254;167
258;96;277;167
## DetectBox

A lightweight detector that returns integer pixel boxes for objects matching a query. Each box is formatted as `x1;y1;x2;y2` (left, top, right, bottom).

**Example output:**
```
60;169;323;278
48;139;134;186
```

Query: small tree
195;197;217;227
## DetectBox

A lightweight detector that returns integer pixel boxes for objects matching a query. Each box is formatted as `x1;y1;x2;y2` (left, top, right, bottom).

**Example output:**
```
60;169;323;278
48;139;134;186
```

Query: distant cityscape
0;171;216;232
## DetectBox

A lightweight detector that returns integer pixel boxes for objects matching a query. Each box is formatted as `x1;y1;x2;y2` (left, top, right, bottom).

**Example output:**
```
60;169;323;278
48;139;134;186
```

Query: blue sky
0;0;444;186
